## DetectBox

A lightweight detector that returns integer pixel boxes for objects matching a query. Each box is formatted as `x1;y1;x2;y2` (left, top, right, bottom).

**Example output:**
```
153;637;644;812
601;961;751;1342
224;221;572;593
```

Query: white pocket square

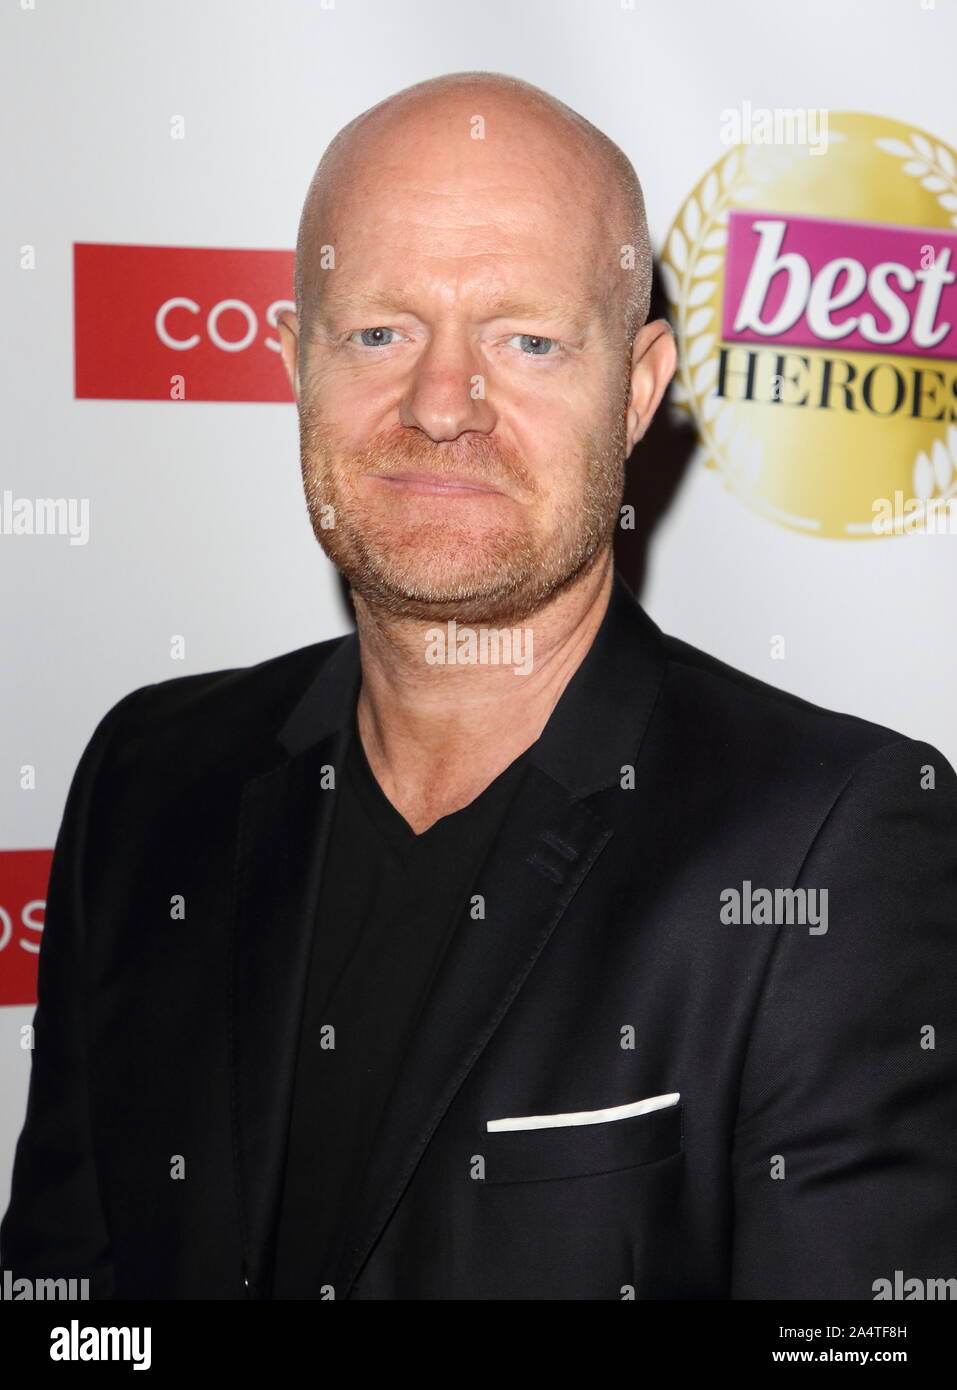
486;1091;680;1132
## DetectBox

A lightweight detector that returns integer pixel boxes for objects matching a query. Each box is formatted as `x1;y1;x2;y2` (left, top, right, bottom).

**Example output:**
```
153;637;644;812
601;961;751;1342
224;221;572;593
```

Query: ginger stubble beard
296;381;631;628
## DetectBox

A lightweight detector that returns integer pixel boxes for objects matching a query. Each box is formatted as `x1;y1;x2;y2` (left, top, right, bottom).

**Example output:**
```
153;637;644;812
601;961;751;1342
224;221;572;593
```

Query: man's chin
347;560;534;624
336;540;603;627
311;520;528;619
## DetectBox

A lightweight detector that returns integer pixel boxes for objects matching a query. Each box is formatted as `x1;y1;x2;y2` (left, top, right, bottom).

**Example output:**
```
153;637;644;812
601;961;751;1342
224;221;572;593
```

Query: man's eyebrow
319;288;415;318
318;288;593;329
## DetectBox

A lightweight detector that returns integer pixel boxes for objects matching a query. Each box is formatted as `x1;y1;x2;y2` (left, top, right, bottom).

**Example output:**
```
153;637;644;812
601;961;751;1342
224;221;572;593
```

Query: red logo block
74;243;297;402
0;849;54;1007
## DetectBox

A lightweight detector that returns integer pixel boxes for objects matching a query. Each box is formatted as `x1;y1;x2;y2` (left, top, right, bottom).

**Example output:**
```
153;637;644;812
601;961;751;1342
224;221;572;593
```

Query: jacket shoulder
93;633;352;771
658;629;928;774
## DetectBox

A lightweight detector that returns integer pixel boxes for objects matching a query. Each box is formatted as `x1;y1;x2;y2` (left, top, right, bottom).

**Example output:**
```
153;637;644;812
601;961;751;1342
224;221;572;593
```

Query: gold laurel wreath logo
661;126;957;531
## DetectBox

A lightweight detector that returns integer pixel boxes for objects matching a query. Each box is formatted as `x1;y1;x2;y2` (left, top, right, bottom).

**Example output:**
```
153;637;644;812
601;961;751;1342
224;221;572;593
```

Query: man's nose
398;329;497;441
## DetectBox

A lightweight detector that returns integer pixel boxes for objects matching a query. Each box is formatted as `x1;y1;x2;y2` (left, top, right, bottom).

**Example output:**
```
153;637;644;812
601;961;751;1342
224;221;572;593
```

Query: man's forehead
321;109;611;245
326;167;602;243
320;213;611;318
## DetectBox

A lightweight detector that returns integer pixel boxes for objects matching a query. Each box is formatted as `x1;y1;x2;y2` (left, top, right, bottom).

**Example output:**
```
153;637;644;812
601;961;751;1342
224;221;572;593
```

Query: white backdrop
2;0;955;1214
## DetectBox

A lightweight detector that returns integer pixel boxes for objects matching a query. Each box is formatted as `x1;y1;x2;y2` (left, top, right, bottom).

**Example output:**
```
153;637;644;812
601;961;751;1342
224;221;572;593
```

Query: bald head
293;71;652;365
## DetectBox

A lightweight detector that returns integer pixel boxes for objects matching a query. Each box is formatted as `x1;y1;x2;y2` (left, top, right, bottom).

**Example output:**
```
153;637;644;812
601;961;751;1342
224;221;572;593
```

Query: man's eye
351;327;400;347
507;334;560;356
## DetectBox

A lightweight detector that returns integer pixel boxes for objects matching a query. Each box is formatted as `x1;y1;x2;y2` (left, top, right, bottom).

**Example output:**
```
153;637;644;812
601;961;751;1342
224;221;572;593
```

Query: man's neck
351;552;614;833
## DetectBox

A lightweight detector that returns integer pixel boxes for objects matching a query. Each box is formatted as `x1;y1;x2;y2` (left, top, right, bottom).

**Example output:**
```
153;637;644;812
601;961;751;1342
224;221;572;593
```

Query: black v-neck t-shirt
270;718;531;1297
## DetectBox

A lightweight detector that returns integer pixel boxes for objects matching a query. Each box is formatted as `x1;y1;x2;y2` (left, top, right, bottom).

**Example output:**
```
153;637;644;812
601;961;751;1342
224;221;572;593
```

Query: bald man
3;73;957;1303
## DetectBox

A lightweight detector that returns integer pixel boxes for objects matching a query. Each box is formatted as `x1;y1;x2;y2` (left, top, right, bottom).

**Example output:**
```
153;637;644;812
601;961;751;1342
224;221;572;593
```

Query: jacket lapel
229;632;359;1298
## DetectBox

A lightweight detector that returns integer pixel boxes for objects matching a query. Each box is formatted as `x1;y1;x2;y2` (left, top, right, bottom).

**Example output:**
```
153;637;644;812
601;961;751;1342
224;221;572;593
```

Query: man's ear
625;319;677;454
277;308;302;404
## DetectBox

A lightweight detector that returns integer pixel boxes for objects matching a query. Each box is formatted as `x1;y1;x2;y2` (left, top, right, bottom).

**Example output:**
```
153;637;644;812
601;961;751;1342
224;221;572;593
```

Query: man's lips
368;471;506;496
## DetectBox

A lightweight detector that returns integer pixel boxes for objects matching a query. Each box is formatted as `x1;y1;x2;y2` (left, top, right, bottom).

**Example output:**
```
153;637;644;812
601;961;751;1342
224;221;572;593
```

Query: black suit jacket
3;571;956;1299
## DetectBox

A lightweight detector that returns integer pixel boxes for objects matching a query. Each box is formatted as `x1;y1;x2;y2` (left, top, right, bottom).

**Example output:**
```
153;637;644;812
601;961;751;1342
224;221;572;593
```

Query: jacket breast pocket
481;1101;683;1185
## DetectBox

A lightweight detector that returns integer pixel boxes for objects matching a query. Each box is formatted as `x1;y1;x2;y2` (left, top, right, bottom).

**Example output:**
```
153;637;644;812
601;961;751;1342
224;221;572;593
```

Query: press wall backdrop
2;0;955;1210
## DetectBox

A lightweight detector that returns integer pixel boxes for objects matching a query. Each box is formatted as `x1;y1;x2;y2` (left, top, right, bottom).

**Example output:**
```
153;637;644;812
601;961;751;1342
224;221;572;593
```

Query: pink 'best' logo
722;210;957;360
